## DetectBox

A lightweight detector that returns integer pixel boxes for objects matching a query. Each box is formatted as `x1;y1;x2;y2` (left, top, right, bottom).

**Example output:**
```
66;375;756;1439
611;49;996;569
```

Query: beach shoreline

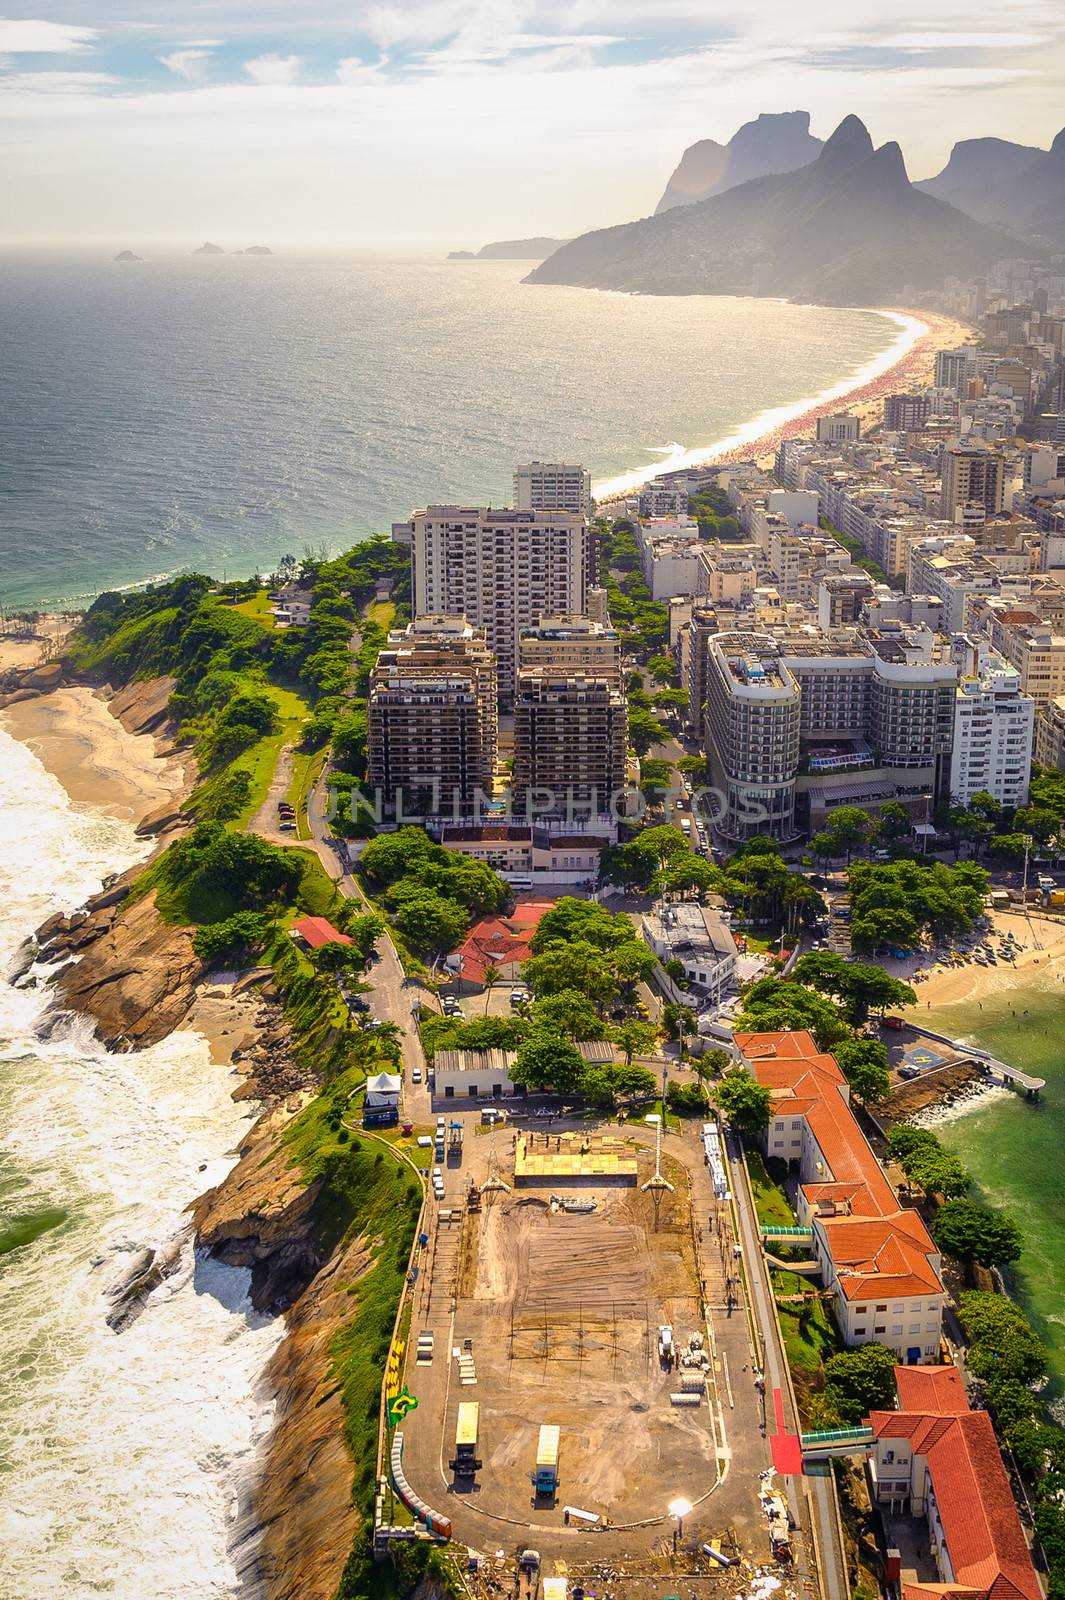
0;684;189;823
593;306;972;501
896;908;1065;1011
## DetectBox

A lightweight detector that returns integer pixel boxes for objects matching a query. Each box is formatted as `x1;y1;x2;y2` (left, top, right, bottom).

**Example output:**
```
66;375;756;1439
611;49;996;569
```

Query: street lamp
668;1496;693;1553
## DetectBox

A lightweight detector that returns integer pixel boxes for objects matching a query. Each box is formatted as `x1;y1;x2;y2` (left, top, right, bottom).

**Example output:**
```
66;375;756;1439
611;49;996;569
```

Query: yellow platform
513;1132;638;1185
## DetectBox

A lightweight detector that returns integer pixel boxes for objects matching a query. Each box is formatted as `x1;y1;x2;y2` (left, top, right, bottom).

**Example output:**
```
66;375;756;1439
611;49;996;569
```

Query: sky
2;2;1065;249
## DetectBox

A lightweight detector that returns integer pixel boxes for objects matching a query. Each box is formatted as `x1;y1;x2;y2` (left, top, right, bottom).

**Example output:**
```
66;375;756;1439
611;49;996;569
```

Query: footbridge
800;1425;875;1463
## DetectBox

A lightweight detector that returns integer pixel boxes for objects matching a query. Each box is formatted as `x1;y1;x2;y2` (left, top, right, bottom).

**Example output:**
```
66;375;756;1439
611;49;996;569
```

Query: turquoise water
924;980;1065;1395
0;252;899;609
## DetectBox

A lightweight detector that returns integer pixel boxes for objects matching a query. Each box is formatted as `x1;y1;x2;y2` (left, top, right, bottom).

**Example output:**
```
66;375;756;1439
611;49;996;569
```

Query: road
727;1127;847;1600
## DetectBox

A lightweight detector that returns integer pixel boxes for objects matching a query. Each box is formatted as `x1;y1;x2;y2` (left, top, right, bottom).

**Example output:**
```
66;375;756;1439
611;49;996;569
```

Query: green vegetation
191;910;272;966
932;1197;1024;1277
791;951;915;1027
689;483;743;542
886;1124;972;1201
358;827;508;956
745;1151;794;1229
523;897;657;1015
819;517;891;586
595;518;669;659
713;1068;771;1136
735;975;849;1050
847;858;988;954
820;1343;899;1422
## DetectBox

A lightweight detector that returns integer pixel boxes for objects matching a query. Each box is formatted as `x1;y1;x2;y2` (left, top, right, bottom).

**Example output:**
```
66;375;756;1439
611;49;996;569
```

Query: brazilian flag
388;1389;418;1426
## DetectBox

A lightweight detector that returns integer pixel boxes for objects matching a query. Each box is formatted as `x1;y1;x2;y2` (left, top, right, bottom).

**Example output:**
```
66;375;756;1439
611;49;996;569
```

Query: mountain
113;249;142;262
527;116;1021;306
193;241;224;255
448;237;568;261
918;130;1065;246
655;111;823;213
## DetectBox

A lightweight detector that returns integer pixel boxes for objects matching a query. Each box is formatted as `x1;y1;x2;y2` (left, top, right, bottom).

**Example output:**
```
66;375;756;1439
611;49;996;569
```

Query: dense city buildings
402;505;589;699
366;614;498;818
883;391;931;431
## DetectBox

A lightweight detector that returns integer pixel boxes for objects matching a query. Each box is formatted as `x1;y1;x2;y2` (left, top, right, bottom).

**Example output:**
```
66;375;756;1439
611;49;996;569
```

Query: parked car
412;1068;422;1084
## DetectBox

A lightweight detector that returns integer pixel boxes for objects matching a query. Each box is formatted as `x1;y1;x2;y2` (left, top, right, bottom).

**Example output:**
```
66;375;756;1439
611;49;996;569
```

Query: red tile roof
869;1368;1042;1600
451;900;555;986
291;915;352;950
738;1029;943;1304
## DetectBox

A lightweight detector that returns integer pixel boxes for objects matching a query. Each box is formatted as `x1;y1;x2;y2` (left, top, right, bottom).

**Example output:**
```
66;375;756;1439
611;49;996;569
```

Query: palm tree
482;962;500;1015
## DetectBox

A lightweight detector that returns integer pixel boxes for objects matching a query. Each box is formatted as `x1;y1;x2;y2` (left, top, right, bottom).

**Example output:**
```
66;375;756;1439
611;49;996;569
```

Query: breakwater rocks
876;1059;985;1124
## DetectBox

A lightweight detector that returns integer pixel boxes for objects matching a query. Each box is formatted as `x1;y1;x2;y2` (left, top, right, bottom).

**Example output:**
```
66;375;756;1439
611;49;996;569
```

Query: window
854;1327;866;1336
874;1325;886;1334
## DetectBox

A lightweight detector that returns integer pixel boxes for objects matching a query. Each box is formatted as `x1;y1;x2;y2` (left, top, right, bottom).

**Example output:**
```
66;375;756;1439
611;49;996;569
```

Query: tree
821;805;871;862
191;910;272;966
482;961;500;1014
511;1030;585;1095
647;653;678;684
666;1081;709;1116
959;1290;1046;1384
529;989;603;1041
345;912;385;963
735;976;849;1050
523;941;619;1010
834;1038;890;1102
792;952;915;1025
389;889;469;955
530;898;637;954
612;1019;659;1062
823;1344;899;1422
874;801;912;849
933;1199;1023;1276
360;826;440;885
656;853;721;898
713;1069;771;1138
661;1002;697;1042
628;706;662;758
653;687;689;711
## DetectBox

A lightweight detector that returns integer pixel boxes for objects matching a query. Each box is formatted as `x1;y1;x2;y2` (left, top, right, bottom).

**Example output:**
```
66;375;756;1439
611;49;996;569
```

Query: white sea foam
0;727;282;1600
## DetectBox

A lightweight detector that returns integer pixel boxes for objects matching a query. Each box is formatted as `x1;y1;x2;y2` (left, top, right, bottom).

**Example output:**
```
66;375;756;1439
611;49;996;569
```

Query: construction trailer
534;1423;561;1496
447;1122;463;1165
449;1401;482;1482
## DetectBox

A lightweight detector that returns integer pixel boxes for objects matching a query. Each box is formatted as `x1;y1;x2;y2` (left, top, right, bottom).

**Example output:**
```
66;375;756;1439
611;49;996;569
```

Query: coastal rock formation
475;236;568;259
194;241;225;254
528;114;1021;305
192;1110;324;1313
113;249;143;261
50;889;201;1048
105;675;178;736
655;111;823;214
237;1235;370;1600
446;250;476;260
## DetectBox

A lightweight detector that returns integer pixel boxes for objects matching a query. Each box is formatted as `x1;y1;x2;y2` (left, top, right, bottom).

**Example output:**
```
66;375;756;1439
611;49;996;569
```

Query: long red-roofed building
866;1364;1042;1600
736;1030;944;1362
290;915;352;951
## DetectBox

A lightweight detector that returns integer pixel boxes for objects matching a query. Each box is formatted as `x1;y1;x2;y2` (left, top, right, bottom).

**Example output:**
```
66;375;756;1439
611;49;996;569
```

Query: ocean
0;252;905;611
0;727;281;1600
923;981;1065;1402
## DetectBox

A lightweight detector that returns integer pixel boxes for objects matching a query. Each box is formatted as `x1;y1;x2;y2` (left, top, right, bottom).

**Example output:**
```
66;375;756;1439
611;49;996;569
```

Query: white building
514;461;592;517
816;413;860;443
402;505;589;699
641;901;737;1004
767;488;820;528
948;645;1034;807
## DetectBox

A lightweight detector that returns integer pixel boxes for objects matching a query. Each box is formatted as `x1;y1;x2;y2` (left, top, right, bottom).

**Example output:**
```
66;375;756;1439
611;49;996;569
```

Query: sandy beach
0;616;76;674
897;908;1065;1011
0;686;188;823
595;306;973;502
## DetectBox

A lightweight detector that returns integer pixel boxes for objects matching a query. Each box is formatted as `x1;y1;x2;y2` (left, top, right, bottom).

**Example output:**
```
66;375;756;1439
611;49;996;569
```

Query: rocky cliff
655;110;823;213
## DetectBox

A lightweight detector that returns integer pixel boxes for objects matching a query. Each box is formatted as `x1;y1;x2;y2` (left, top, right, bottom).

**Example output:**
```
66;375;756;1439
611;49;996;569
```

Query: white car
412;1068;422;1084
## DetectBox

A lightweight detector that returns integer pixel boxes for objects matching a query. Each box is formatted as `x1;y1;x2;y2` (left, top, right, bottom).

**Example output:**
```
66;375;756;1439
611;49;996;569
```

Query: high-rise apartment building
366;615;497;818
513;461;592;517
512;622;627;823
516;614;622;683
704;634;802;841
948;646;1034;808
403;506;589;700
940;443;1006;520
934;346;972;394
883;392;931;432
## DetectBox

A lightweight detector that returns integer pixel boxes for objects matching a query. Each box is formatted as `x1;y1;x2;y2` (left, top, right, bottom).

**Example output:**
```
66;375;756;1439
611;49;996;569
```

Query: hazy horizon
2;2;1065;249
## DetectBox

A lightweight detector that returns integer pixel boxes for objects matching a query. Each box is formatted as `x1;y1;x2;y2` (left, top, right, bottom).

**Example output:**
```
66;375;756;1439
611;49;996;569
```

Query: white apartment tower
403;506;589;700
948;644;1035;808
513;461;592;517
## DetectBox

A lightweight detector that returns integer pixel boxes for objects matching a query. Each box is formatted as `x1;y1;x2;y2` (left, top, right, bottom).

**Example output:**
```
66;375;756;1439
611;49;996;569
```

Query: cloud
244;52;302;84
159;48;214;81
0;18;97;52
0;69;117;92
881;31;1049;50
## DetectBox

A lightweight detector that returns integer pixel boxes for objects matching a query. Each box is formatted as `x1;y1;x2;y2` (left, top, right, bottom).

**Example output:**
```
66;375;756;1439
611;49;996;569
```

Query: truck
447;1123;463;1165
448;1402;482;1481
534;1423;561;1497
658;1324;674;1366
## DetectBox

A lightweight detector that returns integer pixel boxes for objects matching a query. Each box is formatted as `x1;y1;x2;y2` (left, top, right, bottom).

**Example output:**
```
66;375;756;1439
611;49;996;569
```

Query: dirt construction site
390;1118;818;1593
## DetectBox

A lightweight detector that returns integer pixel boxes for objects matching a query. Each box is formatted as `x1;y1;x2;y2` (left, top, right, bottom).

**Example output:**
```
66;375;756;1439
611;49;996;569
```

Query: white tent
365;1072;402;1108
